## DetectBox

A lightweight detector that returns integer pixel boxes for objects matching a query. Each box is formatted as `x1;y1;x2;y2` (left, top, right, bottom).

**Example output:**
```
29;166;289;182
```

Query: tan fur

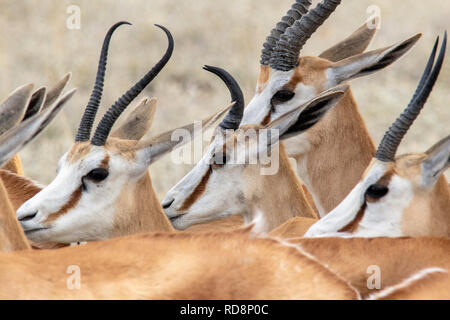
269;216;318;238
1;155;23;175
291;237;450;298
0;169;42;211
294;90;375;213
257;65;270;93
397;155;450;237
285;57;331;92
371;269;450;300
243;141;318;230
0;178;31;252
113;171;174;236
0;231;358;299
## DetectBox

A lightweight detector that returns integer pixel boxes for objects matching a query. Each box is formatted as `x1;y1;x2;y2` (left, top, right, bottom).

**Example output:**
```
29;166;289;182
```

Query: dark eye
85;168;109;182
365;184;389;200
272;90;295;103
212;153;228;165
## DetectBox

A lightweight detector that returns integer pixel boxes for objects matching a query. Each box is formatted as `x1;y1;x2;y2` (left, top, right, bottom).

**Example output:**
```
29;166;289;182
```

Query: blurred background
0;0;449;198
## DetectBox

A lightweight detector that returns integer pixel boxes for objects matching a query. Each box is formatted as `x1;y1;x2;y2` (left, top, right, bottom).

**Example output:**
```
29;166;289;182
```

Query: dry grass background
0;0;449;199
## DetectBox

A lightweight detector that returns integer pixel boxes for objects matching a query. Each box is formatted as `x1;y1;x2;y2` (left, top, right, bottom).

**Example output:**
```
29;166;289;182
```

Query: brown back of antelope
0;230;359;299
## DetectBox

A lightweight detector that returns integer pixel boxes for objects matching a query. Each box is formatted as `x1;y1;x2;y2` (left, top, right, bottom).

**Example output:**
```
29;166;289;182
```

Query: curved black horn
375;33;447;162
91;24;174;146
270;0;342;71
260;0;312;66
75;21;131;142
203;65;244;130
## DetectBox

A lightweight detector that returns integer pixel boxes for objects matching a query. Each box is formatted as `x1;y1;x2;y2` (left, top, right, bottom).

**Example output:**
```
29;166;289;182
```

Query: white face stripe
304;161;389;238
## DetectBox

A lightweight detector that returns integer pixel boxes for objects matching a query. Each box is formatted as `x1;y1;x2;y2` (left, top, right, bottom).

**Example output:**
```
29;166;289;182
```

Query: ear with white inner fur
136;103;233;165
421;135;450;188
329;34;421;84
319;19;378;62
111;97;156;141
266;85;348;143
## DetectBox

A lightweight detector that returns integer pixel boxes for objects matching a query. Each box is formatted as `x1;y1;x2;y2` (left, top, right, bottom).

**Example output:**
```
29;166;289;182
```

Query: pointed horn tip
117;21;132;26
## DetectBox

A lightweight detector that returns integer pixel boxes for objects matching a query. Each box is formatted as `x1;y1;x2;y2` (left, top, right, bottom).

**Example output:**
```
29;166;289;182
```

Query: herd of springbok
0;0;449;299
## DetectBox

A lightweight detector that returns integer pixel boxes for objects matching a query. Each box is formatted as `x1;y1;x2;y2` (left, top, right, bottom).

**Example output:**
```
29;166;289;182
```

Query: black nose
162;199;174;209
19;211;38;222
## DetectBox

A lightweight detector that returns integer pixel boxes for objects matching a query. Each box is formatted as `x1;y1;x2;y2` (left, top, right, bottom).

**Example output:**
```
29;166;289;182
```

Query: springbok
163;70;350;230
15;22;242;244
305;34;449;238
162;0;422;221
0;82;75;252
290;236;450;298
0;228;361;299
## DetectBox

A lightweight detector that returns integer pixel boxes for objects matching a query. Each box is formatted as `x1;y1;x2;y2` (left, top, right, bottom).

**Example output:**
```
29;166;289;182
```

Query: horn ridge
75;21;131;142
375;33;447;162
91;24;174;146
203;65;244;130
260;0;312;66
270;0;342;71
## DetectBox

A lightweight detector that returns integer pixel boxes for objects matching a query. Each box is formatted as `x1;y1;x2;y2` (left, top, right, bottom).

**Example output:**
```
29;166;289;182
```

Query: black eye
272;90;295;103
211;152;228;166
365;184;389;200
85;168;109;182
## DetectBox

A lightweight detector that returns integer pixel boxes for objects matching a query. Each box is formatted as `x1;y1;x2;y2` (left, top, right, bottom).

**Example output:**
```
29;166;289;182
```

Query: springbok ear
42;73;72;110
328;34;421;84
111;97;157;140
0;83;34;135
0;88;76;166
319;19;378;62
23;87;47;120
422;135;450;188
136;103;233;164
266;85;348;142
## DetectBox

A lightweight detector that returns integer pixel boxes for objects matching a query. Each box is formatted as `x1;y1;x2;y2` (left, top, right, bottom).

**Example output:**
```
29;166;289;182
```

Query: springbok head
163;65;348;229
305;34;450;238
242;0;420;128
16;22;231;243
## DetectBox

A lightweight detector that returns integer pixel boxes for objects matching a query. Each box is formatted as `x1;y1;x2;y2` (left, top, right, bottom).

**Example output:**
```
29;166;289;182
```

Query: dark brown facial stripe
179;169;211;211
44;186;83;224
338;203;367;233
261;110;272;126
100;154;110;169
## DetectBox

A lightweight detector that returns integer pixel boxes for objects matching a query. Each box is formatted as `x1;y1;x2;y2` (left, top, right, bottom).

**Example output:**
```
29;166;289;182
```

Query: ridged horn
375;33;447;162
203;65;244;130
91;24;174;146
75;21;131;142
270;0;342;71
260;0;312;66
